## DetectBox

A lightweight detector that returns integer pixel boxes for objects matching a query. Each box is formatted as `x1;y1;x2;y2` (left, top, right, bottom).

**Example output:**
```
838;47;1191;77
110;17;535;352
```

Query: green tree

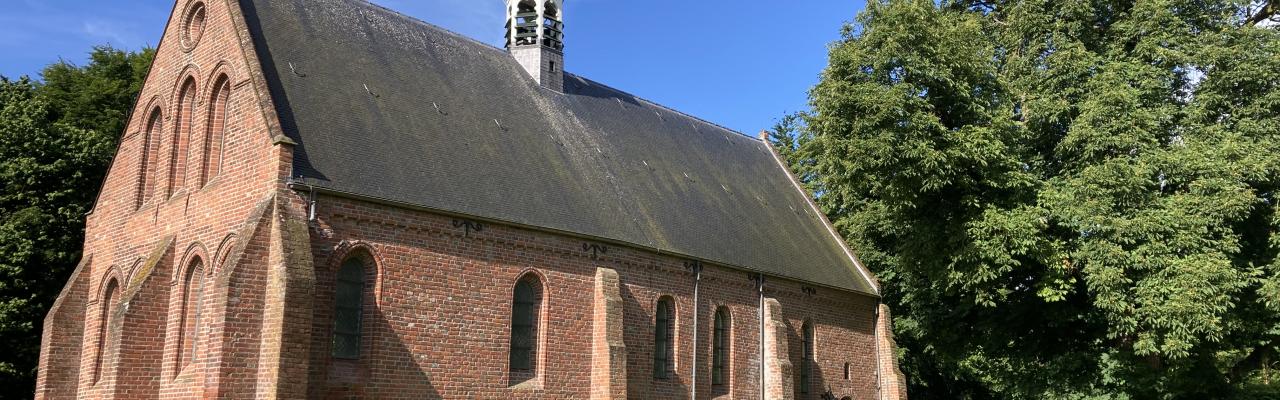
0;46;151;395
778;0;1280;398
40;46;155;139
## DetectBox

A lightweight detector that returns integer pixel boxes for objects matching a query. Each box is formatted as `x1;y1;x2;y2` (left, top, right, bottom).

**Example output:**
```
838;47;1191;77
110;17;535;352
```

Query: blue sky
0;0;865;134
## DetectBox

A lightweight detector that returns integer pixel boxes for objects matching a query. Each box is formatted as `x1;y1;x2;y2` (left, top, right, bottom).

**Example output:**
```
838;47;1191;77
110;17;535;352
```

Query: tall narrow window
94;278;120;383
332;258;365;359
654;296;675;379
178;257;205;369
168;78;196;197
712;306;729;386
800;321;815;394
201;76;230;186
509;274;542;385
844;362;851;380
138;108;162;208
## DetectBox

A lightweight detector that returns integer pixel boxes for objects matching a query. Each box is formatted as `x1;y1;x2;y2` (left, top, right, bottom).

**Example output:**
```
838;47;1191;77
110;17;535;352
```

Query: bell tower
506;0;564;92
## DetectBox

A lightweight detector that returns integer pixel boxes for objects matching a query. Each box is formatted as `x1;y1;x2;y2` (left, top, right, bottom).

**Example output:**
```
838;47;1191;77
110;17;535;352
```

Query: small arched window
844;362;851;380
653;296;675;379
94;277;120;383
332;257;366;359
200;75;230;187
168;78;197;197
509;274;543;384
712;306;730;386
800;320;815;394
138;107;162;208
178;256;206;369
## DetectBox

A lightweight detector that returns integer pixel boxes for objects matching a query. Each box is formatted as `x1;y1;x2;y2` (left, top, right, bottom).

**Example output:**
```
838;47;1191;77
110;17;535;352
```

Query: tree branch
1248;1;1278;26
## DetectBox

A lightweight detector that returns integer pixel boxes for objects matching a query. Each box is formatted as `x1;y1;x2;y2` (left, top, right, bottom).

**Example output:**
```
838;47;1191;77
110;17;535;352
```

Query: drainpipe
284;179;318;222
689;261;703;399
756;274;766;400
874;302;884;398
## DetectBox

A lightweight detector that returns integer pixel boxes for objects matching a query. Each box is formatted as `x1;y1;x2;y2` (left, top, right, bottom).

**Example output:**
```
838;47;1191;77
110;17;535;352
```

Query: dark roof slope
238;0;875;294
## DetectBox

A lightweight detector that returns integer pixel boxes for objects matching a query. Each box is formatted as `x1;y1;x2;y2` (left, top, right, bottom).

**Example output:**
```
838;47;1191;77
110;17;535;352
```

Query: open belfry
35;0;907;398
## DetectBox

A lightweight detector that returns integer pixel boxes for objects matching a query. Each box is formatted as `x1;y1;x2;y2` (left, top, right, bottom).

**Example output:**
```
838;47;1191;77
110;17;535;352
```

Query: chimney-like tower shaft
506;0;564;92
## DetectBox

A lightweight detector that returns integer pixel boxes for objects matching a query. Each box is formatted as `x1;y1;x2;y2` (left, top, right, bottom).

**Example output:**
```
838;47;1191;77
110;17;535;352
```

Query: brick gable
38;0;294;397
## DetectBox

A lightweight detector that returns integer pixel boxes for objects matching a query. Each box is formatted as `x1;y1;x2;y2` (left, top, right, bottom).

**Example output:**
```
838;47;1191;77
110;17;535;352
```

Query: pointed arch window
138;108;162;208
800;320;815;394
200;75;230;187
712;306;730;386
332;257;366;359
168;78;197;197
178;256;206;369
509;274;543;384
653;296;675;379
94;277;120;383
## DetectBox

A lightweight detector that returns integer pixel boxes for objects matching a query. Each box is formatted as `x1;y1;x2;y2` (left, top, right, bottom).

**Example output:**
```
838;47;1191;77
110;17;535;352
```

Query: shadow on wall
366;304;441;399
308;252;440;399
785;319;834;400
312;293;442;399
619;282;691;399
786;315;873;400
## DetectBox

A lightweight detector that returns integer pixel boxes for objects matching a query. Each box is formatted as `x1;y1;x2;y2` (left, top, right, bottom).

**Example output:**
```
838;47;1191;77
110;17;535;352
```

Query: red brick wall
303;194;881;399
35;258;91;399
778;281;879;399
877;305;909;400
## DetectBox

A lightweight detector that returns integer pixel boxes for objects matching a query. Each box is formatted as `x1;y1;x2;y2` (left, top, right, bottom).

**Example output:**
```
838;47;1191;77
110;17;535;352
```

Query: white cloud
82;20;144;48
0;0;167;77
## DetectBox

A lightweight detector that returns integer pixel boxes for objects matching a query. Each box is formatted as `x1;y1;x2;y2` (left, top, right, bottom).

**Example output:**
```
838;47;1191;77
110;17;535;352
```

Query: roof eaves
290;179;881;298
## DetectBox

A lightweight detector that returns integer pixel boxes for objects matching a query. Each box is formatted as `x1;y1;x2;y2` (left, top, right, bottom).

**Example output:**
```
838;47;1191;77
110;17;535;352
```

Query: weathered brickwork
592;267;628;399
37;0;290;397
297;194;884;400
35;0;908;399
35;257;91;399
877;305;909;400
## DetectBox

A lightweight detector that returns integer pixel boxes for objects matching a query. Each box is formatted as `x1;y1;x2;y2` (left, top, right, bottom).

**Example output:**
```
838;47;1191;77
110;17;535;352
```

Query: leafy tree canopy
0;45;151;395
777;0;1280;398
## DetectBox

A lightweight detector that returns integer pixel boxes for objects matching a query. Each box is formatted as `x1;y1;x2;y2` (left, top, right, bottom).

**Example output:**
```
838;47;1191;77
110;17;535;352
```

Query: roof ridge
566;73;760;143
350;0;759;143
348;0;509;55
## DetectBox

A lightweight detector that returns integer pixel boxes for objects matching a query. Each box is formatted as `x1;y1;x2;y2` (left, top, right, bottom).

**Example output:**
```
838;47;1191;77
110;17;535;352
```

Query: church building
35;0;907;398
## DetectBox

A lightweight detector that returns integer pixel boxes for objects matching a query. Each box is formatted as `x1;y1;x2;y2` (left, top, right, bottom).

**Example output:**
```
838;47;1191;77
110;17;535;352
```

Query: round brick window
181;2;207;51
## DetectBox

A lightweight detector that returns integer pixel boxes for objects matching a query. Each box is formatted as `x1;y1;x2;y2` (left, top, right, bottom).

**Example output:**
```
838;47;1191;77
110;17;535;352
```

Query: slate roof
238;0;876;294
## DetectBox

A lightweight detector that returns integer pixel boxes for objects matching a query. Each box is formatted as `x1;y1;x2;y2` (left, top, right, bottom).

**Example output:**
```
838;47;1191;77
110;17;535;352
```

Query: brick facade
34;0;908;398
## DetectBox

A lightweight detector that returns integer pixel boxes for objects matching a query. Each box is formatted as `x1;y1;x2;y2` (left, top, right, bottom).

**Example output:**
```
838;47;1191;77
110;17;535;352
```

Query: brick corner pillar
112;236;176;400
591;267;627;399
877;304;908;400
256;198;316;399
764;298;793;400
35;257;92;399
